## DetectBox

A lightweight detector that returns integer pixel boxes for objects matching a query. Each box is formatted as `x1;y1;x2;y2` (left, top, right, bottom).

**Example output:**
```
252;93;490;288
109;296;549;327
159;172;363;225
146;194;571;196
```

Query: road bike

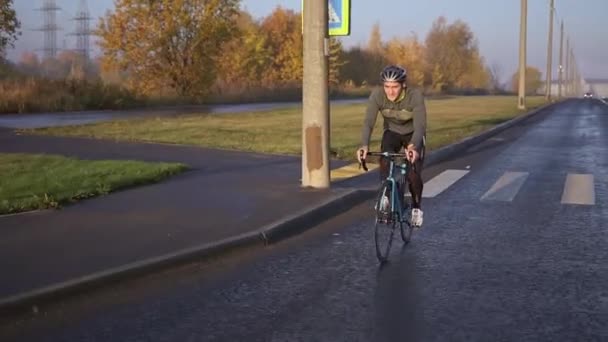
359;151;414;263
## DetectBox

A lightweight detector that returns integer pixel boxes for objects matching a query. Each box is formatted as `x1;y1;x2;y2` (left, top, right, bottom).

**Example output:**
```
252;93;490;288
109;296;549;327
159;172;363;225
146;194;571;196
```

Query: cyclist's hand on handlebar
406;144;419;163
357;146;369;171
357;146;368;163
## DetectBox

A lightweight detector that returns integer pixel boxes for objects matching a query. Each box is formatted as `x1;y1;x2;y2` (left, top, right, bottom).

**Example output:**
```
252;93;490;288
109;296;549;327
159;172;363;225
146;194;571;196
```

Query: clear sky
7;0;608;81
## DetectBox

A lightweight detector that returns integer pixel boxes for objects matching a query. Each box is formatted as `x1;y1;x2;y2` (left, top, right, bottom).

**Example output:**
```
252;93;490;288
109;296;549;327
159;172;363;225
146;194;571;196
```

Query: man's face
383;81;403;101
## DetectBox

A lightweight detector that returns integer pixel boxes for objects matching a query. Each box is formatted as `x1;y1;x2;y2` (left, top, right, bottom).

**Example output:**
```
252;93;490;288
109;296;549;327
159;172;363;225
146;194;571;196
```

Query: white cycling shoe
375;195;390;212
411;208;424;227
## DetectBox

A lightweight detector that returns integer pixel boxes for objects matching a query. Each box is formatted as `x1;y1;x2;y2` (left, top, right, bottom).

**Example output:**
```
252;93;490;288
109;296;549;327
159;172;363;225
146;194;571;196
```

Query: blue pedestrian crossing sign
328;0;351;36
302;0;351;36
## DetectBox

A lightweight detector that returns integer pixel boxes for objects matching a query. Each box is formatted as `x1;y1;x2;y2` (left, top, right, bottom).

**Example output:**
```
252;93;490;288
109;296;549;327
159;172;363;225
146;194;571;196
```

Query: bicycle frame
388;159;407;219
361;151;411;220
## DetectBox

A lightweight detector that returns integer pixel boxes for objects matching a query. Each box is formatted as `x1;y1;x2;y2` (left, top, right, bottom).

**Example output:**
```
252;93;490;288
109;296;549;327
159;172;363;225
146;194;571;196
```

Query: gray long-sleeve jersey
360;86;427;151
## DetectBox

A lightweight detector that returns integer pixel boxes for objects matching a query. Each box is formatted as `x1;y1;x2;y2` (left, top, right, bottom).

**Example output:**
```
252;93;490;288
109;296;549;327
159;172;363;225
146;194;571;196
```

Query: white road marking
481;171;529;202
422;170;470;198
561;173;595;205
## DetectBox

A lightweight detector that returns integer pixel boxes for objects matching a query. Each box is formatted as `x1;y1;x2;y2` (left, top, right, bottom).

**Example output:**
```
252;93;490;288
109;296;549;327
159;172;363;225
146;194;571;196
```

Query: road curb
0;189;373;316
0;100;558;316
0;230;263;316
259;188;375;244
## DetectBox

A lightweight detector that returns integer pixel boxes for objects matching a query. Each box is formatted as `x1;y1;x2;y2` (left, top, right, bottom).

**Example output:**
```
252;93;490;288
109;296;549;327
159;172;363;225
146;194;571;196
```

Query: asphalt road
1;98;607;342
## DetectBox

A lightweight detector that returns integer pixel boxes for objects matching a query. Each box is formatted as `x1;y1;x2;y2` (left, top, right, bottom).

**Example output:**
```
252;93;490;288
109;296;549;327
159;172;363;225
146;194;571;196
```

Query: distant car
583;92;593;98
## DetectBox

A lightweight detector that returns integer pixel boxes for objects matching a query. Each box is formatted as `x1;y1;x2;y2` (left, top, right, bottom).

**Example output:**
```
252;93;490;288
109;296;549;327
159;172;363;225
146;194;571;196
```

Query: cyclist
357;65;427;227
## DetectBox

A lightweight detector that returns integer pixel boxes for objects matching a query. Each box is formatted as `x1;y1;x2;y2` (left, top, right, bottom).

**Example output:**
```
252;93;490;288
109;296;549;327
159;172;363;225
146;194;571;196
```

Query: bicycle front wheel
399;214;413;243
374;182;397;263
375;215;397;263
399;195;414;244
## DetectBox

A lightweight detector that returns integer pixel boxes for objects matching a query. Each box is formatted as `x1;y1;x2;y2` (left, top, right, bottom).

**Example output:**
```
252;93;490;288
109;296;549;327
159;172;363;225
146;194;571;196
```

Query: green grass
24;95;547;162
0;153;188;215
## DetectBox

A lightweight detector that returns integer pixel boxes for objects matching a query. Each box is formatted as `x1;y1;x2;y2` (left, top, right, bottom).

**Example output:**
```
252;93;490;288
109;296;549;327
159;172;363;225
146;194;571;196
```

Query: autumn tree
365;22;387;84
335;23;387;86
328;38;346;85
39;57;65;79
259;6;303;84
384;34;426;88
510;66;543;95
455;50;490;91
215;10;272;88
97;0;240;97
17;51;40;76
0;0;20;60
339;47;375;86
425;17;479;91
367;23;383;55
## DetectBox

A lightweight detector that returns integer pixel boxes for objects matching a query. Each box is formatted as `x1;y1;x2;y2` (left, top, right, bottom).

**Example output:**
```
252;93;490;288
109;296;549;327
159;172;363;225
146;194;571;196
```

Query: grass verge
0;153;188;215
23;96;547;162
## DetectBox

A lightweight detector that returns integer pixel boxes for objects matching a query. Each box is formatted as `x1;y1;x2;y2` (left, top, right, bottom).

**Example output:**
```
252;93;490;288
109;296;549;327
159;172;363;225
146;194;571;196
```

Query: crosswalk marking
481;171;529;202
561;173;595;205
422;170;470;198
332;163;600;206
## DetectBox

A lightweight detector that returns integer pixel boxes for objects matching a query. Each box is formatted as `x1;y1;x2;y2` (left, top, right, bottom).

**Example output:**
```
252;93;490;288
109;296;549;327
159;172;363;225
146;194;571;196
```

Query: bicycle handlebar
358;150;413;172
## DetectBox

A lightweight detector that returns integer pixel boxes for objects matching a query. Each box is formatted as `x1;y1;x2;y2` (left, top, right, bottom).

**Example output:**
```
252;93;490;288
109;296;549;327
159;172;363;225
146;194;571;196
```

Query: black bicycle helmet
380;65;407;83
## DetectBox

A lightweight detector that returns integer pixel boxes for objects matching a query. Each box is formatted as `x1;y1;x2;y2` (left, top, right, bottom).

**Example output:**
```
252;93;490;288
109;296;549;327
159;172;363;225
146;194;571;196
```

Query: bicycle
359;150;415;263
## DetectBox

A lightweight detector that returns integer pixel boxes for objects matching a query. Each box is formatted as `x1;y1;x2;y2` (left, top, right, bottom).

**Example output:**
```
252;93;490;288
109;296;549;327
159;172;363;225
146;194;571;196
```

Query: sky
7;0;608;82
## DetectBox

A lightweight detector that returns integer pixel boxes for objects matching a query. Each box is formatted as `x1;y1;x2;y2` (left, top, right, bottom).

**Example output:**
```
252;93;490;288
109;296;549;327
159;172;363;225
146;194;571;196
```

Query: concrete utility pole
569;48;575;96
545;0;554;100
558;20;564;98
572;53;576;95
301;0;330;188
565;37;570;97
518;0;528;109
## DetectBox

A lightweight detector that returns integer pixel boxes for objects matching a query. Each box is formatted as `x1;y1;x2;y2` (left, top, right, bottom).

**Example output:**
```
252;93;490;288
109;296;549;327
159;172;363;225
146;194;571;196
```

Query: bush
0;77;142;114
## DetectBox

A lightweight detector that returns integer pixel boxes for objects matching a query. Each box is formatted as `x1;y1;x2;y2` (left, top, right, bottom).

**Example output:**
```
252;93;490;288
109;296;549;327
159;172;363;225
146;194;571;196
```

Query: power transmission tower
70;0;92;61
35;0;62;60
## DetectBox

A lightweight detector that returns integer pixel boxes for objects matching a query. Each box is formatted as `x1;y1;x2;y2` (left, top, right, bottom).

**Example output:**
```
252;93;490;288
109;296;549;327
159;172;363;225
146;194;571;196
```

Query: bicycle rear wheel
374;182;397;263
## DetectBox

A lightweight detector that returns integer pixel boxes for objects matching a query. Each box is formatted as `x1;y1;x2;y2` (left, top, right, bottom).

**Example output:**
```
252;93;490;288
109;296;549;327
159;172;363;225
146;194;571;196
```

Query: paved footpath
0;127;371;306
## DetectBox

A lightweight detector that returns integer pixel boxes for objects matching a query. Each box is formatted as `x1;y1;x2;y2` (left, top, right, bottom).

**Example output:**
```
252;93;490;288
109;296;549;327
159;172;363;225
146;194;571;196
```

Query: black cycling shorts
380;129;425;170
